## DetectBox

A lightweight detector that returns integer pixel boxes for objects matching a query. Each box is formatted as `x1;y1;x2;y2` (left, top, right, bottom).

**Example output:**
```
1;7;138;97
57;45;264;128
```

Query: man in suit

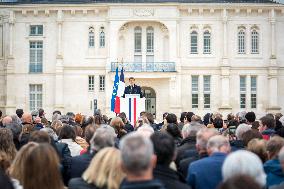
124;77;143;98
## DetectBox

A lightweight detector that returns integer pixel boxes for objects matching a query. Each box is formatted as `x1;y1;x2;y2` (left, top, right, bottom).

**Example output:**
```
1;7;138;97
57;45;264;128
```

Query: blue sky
277;0;284;3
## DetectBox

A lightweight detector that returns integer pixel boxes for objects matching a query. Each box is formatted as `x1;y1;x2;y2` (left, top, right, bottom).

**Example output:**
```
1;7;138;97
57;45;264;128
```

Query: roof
0;0;280;5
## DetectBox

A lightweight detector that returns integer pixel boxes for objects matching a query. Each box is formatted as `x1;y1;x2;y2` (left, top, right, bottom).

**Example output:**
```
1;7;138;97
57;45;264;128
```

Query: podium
120;94;145;126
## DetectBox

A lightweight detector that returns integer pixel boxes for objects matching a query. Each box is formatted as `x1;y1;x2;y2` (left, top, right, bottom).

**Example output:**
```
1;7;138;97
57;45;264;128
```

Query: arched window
203;30;211;54
190;30;198;54
99;27;105;48
88;27;94;48
251;29;259;54
146;26;154;53
134;26;142;53
238;29;245;54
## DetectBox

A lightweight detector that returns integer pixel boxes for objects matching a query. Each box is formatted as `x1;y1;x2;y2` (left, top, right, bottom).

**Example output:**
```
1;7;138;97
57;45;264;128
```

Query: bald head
22;113;32;124
2;116;12;127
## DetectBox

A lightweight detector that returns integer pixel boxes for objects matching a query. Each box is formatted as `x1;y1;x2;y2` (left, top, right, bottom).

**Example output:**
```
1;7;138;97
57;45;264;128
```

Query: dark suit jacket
124;84;143;98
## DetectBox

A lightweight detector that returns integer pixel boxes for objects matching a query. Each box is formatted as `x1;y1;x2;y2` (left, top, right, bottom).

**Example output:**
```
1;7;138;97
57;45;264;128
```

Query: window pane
238;30;245;54
146;27;154;53
100;31;105;48
203;31;211;54
204;94;210;109
240;76;246;92
251;30;259;54
192;94;198;108
251;94;257;108
89;31;94;48
88;76;94;91
240;94;246;109
134;27;142;53
30;84;43;111
192;76;198;92
99;75;105;91
190;31;198;54
30;25;43;36
203;76;211;92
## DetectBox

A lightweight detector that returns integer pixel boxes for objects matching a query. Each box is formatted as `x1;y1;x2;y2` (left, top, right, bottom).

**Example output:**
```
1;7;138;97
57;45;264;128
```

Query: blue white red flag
111;67;119;112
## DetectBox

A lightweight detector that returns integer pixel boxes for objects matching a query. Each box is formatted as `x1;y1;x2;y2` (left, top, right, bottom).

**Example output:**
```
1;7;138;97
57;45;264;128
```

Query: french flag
114;68;125;114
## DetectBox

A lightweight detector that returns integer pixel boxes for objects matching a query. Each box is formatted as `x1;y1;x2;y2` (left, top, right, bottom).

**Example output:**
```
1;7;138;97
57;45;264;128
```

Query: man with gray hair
187;135;230;189
119;132;165;189
69;125;117;181
179;128;218;178
230;123;251;151
176;122;205;166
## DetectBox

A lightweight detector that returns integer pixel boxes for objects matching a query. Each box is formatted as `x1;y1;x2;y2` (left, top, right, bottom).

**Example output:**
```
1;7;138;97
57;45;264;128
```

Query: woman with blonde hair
69;147;125;189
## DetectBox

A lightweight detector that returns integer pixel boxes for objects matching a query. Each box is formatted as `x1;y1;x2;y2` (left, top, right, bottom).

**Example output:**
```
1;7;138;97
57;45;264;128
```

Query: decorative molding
45;10;50;17
33;10;38;16
133;9;154;17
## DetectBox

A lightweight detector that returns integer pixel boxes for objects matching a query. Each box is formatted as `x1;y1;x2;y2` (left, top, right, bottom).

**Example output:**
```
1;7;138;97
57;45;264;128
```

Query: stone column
54;10;64;112
8;11;14;58
270;9;276;61
267;68;281;112
219;9;232;112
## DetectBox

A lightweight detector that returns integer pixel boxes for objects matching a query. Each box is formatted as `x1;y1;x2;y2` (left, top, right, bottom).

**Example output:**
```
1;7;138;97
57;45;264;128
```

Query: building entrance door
141;87;156;118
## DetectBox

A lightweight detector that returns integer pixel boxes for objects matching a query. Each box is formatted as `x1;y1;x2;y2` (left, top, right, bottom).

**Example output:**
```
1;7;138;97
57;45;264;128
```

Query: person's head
5;122;22;143
203;113;211;126
16;109;24;119
58;124;76;141
222;150;266;187
21;113;32;124
266;136;284;160
235;123;251;140
0;128;16;163
0;110;2;118
213;117;223;129
83;147;125;189
150;132;175;166
0;168;14;189
38;108;45;118
52;113;61;122
74;125;83;137
185;112;195;123
59;115;69;124
218;175;262;189
245;112;256;124
29;130;51;144
166;123;181;138
252;121;260;130
84;125;97;145
0;152;12;172
181;122;204;139
22;144;64;189
118;112;127;124
137;124;155;138
74;113;83;124
247;139;268;163
90;125;116;153
10;142;39;184
2;116;12;127
52;110;61;115
110;117;125;130
279;116;284;127
191;115;202;124
236;111;247;124
119;132;156;178
40;127;58;141
259;115;275;131
66;112;75;120
129;77;135;86
144;112;154;125
196;128;219;152
34;117;41;124
166;113;177;124
242;130;263;147
180;112;187;123
207;135;230;155
51;120;63;135
162;112;168;120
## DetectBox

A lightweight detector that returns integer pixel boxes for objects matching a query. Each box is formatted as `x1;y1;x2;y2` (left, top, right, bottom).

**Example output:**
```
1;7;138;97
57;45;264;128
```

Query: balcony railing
111;62;176;72
29;63;42;73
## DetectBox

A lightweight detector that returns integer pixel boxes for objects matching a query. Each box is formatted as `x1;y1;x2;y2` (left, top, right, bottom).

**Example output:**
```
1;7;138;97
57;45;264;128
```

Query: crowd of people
0;108;284;189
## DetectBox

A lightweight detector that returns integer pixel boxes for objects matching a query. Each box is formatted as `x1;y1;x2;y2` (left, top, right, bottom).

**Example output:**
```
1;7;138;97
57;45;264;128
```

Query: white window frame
29;84;43;111
99;75;105;92
29;41;43;73
30;25;43;36
203;75;211;109
88;75;94;91
238;28;246;54
192;76;199;109
146;26;154;53
88;27;95;48
251;29;259;54
240;76;246;109
99;27;105;48
134;26;142;53
190;30;198;54
203;30;211;54
251;76;257;109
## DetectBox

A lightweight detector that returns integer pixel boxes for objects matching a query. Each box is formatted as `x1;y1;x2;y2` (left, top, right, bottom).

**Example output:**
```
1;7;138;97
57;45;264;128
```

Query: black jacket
69;177;104;189
175;136;197;166
120;179;165;189
124;84;143;98
69;151;96;180
153;164;191;189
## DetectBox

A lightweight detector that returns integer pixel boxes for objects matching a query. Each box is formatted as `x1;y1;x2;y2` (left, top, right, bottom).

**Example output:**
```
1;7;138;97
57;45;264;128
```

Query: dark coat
229;140;245;152
120;179;165;189
69;151;96;180
270;182;284;189
68;177;104;189
124;84;143;98
187;152;227;189
175;136;197;166
153;164;191;189
264;159;284;187
178;151;208;179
